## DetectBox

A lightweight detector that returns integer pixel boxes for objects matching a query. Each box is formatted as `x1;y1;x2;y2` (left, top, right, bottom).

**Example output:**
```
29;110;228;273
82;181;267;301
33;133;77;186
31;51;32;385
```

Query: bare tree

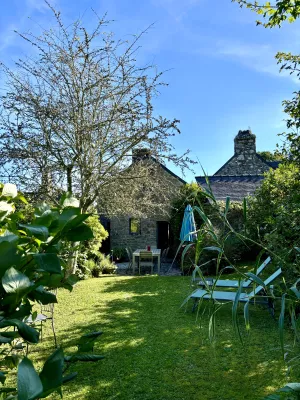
0;2;193;213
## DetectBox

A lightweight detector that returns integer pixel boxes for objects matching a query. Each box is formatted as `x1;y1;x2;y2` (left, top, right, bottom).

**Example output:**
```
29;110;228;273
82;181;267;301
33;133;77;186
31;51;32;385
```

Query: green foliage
0;183;104;398
98;253;117;274
76;214;116;279
232;1;300;165
84;254;117;278
181;175;300;397
232;1;300;28
111;247;127;262
258;151;284;162
247;163;300;281
180;198;258;275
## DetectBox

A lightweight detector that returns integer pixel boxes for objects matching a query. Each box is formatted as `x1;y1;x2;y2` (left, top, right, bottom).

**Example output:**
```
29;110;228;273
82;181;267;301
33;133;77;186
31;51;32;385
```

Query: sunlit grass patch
31;275;300;400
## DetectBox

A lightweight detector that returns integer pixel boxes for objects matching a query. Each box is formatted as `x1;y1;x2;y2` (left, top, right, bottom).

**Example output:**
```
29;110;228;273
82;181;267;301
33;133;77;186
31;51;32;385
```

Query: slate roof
266;161;280;169
196;175;265;201
195;175;265;185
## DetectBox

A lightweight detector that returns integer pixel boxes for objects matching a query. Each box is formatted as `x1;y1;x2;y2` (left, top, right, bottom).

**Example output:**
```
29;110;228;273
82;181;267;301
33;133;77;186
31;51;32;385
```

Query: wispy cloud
0;24;17;53
216;40;299;83
26;0;57;13
152;0;204;24
0;1;58;59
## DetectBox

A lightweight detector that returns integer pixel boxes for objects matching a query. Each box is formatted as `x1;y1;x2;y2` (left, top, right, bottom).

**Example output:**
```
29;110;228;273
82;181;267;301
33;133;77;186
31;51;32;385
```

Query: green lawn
32;275;299;400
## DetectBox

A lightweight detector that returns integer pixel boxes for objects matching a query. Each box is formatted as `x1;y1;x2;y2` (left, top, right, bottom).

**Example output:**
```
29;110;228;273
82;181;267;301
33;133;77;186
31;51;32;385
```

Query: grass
31;273;300;400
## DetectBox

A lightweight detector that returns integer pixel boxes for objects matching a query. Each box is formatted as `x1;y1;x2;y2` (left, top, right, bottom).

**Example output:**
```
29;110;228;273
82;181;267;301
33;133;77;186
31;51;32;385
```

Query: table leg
133;255;138;274
157;254;161;274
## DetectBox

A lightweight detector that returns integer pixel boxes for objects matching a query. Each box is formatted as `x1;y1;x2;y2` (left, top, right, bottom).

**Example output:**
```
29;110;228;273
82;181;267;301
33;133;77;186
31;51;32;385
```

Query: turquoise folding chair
195;256;271;289
187;267;282;315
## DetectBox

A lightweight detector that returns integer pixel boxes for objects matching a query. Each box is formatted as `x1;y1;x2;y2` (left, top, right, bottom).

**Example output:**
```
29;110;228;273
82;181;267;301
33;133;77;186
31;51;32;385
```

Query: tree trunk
67;166;73;193
66;242;80;276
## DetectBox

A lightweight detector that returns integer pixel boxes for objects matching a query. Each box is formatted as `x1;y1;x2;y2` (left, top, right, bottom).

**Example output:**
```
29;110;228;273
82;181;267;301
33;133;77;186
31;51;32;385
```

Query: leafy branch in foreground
232;0;300;167
232;0;300;27
0;183;104;399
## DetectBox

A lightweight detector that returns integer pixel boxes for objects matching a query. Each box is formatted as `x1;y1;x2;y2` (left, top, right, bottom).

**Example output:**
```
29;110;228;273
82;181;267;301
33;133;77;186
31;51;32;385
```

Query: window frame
129;218;141;235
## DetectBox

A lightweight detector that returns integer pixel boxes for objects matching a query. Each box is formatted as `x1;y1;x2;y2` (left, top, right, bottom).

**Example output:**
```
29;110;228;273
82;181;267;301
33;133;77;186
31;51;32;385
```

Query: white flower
0;202;14;220
63;197;80;208
2;183;18;198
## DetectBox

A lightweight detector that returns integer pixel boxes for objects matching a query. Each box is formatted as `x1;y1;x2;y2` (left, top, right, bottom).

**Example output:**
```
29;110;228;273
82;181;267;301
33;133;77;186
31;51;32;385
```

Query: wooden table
132;249;161;274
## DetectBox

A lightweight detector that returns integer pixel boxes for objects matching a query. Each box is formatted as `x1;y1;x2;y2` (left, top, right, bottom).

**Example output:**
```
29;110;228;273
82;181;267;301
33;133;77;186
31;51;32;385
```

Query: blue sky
0;0;298;182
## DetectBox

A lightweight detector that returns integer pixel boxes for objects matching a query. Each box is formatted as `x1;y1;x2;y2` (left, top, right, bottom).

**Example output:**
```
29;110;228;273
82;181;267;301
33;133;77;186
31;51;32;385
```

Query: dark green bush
111;247;127;262
99;253;117;274
247;163;300;282
77;213;111;278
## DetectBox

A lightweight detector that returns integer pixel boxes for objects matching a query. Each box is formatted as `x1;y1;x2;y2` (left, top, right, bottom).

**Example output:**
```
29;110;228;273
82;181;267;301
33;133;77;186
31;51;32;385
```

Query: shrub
247;163;300;282
0;184;104;398
77;213;109;278
180;200;254;275
111;247;127;262
99;253;117;274
223;233;259;263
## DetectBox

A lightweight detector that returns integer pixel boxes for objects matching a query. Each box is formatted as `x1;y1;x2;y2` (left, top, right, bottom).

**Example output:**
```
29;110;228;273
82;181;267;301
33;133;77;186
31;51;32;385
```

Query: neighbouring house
101;130;279;253
196;130;279;201
106;149;186;252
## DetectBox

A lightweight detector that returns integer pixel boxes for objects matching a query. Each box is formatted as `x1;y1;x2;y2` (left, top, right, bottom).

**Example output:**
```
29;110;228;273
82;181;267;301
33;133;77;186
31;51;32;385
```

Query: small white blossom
63;197;80;208
2;183;18;198
0;202;14;220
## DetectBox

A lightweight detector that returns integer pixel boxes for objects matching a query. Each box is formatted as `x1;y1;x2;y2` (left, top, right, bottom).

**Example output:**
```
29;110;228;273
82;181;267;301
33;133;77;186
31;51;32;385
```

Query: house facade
108;150;186;252
196;130;279;201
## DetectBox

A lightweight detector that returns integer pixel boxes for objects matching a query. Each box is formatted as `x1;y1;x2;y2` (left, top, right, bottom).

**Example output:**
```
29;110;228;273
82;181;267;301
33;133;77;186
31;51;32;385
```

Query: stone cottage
106;149;186;252
196;130;279;201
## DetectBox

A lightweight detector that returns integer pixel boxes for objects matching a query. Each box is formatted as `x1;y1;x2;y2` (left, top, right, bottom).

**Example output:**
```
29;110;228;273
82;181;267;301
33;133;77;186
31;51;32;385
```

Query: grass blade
232;280;244;344
279;293;286;355
181;243;195;271
290;307;299;342
244;301;250;332
224;197;230;218
243;198;247;232
245;272;265;288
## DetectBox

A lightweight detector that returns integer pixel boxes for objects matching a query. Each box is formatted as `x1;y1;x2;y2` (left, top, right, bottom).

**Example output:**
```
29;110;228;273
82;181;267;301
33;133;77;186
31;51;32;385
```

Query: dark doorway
100;216;111;255
157;221;170;250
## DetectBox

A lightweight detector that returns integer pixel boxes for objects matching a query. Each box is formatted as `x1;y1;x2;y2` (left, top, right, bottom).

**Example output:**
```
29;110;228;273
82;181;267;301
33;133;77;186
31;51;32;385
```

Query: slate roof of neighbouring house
266;161;280;169
195;175;267;202
196;175;265;184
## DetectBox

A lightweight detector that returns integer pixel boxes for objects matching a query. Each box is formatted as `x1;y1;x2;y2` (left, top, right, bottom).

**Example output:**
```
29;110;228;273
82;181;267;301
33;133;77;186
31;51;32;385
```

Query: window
129;218;141;235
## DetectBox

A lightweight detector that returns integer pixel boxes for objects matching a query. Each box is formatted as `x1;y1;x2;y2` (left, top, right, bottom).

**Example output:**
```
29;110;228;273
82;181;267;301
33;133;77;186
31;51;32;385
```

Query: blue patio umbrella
180;204;197;242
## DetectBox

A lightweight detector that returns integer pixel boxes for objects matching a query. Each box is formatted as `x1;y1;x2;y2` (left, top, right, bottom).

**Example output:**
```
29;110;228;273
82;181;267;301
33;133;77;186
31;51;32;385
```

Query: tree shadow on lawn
37;276;299;400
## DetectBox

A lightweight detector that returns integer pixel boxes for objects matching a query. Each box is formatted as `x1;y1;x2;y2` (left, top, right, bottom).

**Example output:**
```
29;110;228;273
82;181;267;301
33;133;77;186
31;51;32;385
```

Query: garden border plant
0;183;105;399
180;174;300;399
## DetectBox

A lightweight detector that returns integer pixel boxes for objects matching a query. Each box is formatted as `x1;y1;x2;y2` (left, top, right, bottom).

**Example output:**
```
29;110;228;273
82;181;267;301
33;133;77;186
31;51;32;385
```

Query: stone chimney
234;129;256;157
212;129;270;176
132;148;151;164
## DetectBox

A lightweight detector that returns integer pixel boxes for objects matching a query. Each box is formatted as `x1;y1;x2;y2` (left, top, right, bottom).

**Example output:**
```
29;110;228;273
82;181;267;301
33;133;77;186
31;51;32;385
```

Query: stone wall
110;217;159;249
109;160;185;250
195;129;277;201
215;130;270;176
